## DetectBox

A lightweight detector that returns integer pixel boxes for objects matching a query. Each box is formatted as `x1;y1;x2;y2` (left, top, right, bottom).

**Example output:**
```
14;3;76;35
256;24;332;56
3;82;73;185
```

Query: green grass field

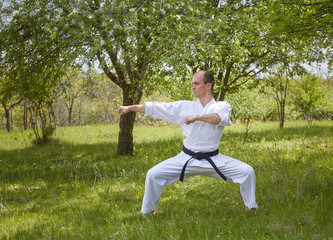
0;121;332;239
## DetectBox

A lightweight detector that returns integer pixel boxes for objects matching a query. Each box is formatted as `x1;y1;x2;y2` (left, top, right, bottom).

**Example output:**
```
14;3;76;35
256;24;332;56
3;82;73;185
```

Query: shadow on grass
1;123;330;182
1;123;331;204
0;137;182;213
0;123;332;239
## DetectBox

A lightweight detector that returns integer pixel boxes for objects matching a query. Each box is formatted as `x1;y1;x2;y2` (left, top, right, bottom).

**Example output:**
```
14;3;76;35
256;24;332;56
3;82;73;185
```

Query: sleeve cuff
144;102;153;117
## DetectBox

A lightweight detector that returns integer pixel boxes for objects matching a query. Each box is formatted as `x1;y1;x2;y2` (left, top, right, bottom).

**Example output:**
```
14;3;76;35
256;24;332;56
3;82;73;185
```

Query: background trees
82;0;178;154
1;0;79;143
0;0;332;151
265;0;333;68
165;0;307;102
0;73;23;132
291;74;329;124
61;68;92;126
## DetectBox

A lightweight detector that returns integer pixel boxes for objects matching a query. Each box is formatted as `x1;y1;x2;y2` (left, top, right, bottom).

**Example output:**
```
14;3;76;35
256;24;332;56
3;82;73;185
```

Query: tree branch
96;50;124;88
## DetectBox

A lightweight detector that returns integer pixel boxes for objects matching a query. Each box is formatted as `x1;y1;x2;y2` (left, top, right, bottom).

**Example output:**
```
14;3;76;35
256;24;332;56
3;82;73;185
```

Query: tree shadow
0;137;182;212
1;124;332;239
1;123;331;201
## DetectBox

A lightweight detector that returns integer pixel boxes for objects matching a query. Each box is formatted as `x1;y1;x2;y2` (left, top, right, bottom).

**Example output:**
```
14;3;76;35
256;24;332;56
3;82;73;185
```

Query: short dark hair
197;70;215;89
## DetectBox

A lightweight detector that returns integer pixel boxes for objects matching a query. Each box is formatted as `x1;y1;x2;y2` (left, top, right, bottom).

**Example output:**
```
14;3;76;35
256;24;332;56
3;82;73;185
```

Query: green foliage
265;0;333;68
290;74;328;123
0;0;79;142
163;0;316;101
226;84;272;139
55;70;123;126
261;64;302;129
0;122;332;239
59;67;95;126
1;0;332;152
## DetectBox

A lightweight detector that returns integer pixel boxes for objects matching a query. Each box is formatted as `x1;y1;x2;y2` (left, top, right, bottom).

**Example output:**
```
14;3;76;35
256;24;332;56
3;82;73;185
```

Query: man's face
192;73;211;98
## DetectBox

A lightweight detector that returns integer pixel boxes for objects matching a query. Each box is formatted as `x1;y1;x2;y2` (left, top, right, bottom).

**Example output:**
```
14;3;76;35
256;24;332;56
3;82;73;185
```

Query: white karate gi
141;99;258;214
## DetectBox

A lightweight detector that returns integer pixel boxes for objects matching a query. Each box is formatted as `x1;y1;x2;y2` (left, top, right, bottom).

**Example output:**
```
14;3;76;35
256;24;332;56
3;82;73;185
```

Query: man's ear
206;83;212;90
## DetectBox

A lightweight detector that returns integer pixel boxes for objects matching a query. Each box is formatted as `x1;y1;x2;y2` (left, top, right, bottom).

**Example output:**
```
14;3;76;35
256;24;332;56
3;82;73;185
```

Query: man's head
192;70;214;99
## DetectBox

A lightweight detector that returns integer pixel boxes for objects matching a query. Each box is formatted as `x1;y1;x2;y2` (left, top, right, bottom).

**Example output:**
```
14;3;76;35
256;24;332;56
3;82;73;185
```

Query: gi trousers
141;151;258;214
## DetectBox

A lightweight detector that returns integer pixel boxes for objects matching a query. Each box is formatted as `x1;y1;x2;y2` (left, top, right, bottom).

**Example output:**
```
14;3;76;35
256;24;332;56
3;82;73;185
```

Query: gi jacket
144;99;232;168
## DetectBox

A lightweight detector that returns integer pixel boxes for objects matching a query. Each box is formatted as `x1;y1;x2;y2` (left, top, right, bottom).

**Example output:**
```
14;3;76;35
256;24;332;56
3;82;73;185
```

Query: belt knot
193;152;208;160
180;146;227;182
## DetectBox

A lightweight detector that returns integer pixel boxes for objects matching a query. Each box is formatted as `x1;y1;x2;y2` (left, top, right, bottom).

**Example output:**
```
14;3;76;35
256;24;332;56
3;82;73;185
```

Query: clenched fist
185;115;197;125
117;106;130;115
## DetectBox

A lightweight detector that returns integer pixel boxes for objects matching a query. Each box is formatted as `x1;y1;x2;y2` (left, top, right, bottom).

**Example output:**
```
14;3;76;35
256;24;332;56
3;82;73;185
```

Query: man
117;70;258;215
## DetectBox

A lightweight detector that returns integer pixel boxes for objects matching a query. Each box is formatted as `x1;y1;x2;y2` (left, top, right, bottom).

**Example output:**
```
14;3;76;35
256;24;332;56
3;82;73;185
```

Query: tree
0;0;76;143
0;93;23;132
266;73;289;129
0;70;23;131
67;0;178;154
291;74;327;124
1;0;179;150
264;64;307;129
61;68;91;126
265;0;333;68
2;0;331;151
165;0;332;102
0;2;23;131
226;84;266;139
165;1;293;101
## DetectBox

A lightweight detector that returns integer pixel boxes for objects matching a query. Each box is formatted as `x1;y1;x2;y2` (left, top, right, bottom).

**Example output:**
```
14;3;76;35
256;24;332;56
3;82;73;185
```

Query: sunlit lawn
0;121;332;239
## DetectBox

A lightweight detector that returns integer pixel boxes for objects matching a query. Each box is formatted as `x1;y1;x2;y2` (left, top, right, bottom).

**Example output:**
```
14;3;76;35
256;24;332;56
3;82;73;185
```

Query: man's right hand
117;104;145;116
117;106;129;115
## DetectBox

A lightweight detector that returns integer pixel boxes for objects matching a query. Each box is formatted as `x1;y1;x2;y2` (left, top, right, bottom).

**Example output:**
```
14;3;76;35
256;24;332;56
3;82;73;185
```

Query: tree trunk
23;101;28;130
279;76;289;129
68;100;73;126
280;96;287;129
218;90;226;101
10;108;14;130
29;109;35;129
118;85;143;155
5;108;10;132
279;105;285;129
118;111;136;155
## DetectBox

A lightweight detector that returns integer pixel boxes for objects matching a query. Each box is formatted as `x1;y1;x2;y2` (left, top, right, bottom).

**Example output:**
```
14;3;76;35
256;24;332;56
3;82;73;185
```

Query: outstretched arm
185;113;221;125
117;104;145;115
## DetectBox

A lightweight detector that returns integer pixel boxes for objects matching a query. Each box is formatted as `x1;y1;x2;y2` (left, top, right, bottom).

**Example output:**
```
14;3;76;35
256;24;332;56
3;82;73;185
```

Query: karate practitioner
117;70;258;215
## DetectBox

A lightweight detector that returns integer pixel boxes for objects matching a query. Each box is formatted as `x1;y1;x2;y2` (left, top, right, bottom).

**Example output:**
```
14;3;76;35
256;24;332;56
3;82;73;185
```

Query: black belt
180;146;227;182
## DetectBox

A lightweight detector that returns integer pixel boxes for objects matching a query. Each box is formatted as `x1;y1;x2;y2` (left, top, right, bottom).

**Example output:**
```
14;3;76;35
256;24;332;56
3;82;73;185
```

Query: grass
0;121;332;239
